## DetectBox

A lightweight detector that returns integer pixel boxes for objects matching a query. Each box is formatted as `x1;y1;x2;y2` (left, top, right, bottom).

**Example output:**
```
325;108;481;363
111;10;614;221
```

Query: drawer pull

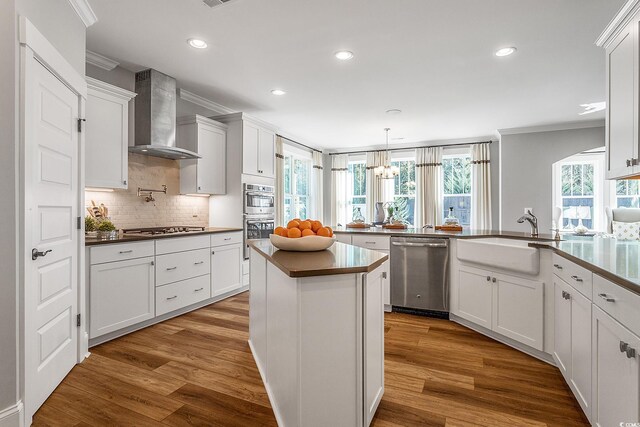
224;237;232;241
151;261;155;266
621;341;629;353
166;267;178;271
553;264;563;270
119;250;133;254
166;295;178;300
598;293;615;303
194;287;204;292
365;241;376;245
570;275;583;282
562;290;571;300
194;261;204;265
627;347;637;359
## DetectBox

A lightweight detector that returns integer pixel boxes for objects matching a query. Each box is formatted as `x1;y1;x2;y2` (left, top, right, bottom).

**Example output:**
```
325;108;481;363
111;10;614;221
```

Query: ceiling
86;0;624;150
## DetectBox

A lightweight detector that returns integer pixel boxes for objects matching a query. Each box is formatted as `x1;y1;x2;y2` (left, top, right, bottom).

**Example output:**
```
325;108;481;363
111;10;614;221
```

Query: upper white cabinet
85;77;136;189
177;115;227;195
599;5;640;179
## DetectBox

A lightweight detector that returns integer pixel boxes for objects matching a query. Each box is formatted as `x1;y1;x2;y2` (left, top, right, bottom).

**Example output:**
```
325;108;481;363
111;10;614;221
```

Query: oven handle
246;220;275;225
246;192;275;197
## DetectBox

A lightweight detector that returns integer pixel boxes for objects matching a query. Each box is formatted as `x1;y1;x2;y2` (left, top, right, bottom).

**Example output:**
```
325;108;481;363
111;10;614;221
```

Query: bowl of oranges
270;219;336;252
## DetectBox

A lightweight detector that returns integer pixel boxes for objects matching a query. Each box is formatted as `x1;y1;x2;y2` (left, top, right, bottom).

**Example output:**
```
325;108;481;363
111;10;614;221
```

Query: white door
211;244;243;296
457;267;493;329
243;122;260;176
570;288;592;418
258;128;276;178
364;267;385;425
24;56;80;420
553;279;572;378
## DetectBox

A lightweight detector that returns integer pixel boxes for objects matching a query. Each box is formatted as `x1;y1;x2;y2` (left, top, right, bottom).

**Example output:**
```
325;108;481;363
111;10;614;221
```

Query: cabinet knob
627;347;637;359
620;341;629;353
123;180;127;185
212;250;215;255
491;277;496;283
198;186;201;190
486;276;491;281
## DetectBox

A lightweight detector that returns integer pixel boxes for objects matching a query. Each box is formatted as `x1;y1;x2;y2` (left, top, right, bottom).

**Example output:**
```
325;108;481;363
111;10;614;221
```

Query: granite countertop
332;226;557;241
249;240;388;278
85;227;243;246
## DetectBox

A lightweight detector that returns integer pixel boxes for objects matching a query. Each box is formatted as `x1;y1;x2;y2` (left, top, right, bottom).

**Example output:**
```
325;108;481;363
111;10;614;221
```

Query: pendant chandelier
374;128;399;179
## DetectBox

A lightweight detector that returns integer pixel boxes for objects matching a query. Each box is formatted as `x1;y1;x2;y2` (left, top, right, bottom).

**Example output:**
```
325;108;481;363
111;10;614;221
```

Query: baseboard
248;340;285;427
0;401;23;427
450;314;555;365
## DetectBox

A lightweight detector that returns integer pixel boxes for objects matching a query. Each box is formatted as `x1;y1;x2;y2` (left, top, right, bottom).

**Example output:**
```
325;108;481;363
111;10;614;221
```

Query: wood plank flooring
33;292;588;426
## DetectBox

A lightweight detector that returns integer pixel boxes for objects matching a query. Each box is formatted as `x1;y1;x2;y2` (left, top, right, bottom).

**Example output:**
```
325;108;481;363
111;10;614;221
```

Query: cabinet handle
194;287;204;292
123;180;127;185
365;241;376;245
224;237;232;241
119;250;133;254
194;261;204;265
570;275;583;282
598;293;615;303
166;296;178;300
212;250;215;255
562;290;571;300
492;277;496;283
486;276;491;281
627;347;637;359
621;341;629;353
151;261;155;266
627;159;633;167
166;266;177;271
198;186;202;190
553;264;563;270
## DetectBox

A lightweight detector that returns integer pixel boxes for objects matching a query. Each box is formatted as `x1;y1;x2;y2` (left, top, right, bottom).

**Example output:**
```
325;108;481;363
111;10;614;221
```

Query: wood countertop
85;227;243;246
249;240;388;278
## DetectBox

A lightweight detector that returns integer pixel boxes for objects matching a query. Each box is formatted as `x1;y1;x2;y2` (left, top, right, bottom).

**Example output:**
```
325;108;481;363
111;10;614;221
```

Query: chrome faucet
517;210;538;237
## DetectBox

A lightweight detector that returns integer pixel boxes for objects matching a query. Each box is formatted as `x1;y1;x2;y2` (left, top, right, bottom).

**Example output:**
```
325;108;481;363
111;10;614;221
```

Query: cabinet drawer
352;235;390;250
156;275;211;316
593;274;640;336
211;232;242;247
156;248;210;286
552;254;593;299
335;233;352;245
90;241;155;265
156;235;210;255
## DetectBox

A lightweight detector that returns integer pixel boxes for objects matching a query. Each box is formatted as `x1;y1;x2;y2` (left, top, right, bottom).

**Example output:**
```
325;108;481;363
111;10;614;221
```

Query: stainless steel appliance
122;226;205;235
390;236;449;318
244;183;275;215
243;216;274;258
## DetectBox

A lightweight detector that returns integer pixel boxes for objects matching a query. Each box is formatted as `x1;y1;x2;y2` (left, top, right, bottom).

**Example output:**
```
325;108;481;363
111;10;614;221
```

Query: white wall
499;125;605;233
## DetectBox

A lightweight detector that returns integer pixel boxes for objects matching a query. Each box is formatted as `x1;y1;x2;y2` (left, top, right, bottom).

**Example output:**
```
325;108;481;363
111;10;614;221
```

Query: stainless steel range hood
129;69;200;160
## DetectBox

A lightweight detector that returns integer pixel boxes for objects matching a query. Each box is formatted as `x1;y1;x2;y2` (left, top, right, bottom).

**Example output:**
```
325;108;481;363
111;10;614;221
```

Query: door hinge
77;216;82;230
77;118;86;132
76;314;81;327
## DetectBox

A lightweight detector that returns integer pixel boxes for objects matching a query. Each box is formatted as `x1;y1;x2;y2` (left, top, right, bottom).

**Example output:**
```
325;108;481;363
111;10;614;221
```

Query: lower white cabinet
156;275;211;316
348;234;391;311
89;256;155;338
457;265;543;350
211;243;243;297
592;306;640;426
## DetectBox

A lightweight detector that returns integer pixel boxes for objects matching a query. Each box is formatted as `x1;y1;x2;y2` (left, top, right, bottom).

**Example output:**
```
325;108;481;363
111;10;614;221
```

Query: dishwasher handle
392;241;448;248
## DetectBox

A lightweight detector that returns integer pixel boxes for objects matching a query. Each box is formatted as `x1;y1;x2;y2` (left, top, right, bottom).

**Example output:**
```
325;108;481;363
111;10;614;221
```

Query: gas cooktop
121;226;206;235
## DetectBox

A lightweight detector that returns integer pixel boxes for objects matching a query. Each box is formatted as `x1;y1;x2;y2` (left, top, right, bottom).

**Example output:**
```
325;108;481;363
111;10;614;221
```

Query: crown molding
596;0;640;48
211;112;278;132
67;0;98;27
498;119;605;136
85;50;119;71
177;89;235;115
86;76;136;100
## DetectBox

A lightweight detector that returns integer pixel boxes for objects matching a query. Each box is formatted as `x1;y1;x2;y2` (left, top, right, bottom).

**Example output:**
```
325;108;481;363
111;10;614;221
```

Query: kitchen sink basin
456;238;540;275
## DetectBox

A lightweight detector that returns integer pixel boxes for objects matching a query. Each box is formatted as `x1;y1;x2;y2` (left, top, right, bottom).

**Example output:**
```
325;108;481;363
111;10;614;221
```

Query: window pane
561;197;593;229
561;165;572;196
443;196;471;226
284;156;292;194
583;164;594;196
442;155;471;225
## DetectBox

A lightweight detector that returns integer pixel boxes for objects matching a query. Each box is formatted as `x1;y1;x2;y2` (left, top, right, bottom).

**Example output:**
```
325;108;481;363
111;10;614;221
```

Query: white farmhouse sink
456;238;540;275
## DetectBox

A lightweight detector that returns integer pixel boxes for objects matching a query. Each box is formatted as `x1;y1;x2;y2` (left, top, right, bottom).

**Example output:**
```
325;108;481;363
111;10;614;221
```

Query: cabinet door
592;307;640;427
378;255;390;310
554;278;572;378
258;128;276;178
606;20;637;179
364;267;385;425
492;273;544;351
85;87;130;189
197;125;226;194
211;244;243;297
242;122;260;176
89;256;155;338
571;288;592;418
457;267;493;329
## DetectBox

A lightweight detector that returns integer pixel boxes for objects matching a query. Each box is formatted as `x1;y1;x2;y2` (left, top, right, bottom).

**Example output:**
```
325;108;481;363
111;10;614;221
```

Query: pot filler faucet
517;210;539;237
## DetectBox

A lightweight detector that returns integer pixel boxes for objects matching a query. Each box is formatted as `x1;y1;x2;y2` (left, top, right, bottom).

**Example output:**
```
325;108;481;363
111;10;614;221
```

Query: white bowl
269;234;336;252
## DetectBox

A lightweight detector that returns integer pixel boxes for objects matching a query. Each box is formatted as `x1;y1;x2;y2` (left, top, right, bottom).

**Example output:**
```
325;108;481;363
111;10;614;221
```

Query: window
348;158;366;220
442;154;471;226
391;157;416;225
559;162;596;229
284;150;311;222
616;179;640;208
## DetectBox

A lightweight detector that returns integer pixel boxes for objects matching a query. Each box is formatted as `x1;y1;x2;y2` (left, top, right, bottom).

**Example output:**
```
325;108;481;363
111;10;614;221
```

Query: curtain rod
277;134;323;153
328;140;492;156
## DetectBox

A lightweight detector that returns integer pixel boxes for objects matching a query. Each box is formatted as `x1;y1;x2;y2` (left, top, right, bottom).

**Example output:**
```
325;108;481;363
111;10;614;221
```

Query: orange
274;226;286;236
299;220;312;230
287;227;302;238
317;227;331;237
292;218;301;222
278;227;289;237
311;220;323;232
325;226;333;237
287;220;300;229
301;229;315;237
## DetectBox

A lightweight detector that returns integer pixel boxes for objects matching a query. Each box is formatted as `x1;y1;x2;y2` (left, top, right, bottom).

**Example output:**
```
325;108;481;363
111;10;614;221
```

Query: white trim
86;76;136;100
177;88;235;115
0;401;24;427
85;50;118;71
325;135;497;154
498;119;605;136
66;0;97;27
596;0;640;48
210;111;278;132
18;16;87;99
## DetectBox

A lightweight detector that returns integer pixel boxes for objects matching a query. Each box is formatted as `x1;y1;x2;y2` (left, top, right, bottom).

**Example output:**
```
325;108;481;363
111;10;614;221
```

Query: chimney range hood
129;69;200;160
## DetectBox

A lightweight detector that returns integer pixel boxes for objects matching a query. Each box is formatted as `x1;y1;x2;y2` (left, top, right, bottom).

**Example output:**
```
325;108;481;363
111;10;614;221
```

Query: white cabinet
85;77;136;189
335;233;352;245
242;121;275;178
258;127;276;177
554;278;572;377
457;265;543;350
177;115;227;195
349;235;392;311
592;306;640;427
211;242;243;297
363;265;385;425
156;275;210;316
89;255;155;338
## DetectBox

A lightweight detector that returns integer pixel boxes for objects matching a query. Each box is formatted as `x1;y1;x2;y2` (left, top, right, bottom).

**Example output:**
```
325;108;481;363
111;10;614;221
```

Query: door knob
32;248;52;260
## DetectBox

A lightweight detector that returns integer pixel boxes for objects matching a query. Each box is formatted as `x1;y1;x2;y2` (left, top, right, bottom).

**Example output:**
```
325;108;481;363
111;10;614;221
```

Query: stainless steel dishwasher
390;236;449;318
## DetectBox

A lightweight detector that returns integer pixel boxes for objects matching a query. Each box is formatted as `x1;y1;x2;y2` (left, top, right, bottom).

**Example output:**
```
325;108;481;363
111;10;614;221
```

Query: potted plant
85;215;98;238
96;219;118;240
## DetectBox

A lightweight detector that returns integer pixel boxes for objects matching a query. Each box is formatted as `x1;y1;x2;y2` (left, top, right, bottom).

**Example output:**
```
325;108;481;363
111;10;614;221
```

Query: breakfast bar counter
248;241;387;427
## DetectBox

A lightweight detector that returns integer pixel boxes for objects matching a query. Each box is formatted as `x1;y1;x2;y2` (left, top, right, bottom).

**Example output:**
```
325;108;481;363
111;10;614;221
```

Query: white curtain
331;154;349;226
275;136;285;226
365;151;388;222
415;147;443;228
471;143;492;230
312;151;324;223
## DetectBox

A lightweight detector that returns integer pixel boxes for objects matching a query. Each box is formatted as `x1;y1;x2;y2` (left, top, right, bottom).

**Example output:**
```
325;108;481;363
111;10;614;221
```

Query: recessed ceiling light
188;38;208;49
495;47;517;57
386;109;402;115
271;89;286;96
335;50;354;60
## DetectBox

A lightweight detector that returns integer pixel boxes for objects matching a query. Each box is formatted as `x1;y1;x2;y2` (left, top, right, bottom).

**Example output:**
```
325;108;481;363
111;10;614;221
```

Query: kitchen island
248;240;388;427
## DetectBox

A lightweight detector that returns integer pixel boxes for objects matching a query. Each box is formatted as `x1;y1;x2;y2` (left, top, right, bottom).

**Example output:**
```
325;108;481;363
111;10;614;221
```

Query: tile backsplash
85;153;209;230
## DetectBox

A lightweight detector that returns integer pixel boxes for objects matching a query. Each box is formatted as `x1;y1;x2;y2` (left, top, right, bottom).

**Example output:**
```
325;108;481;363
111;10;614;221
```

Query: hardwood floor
33;292;588;426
